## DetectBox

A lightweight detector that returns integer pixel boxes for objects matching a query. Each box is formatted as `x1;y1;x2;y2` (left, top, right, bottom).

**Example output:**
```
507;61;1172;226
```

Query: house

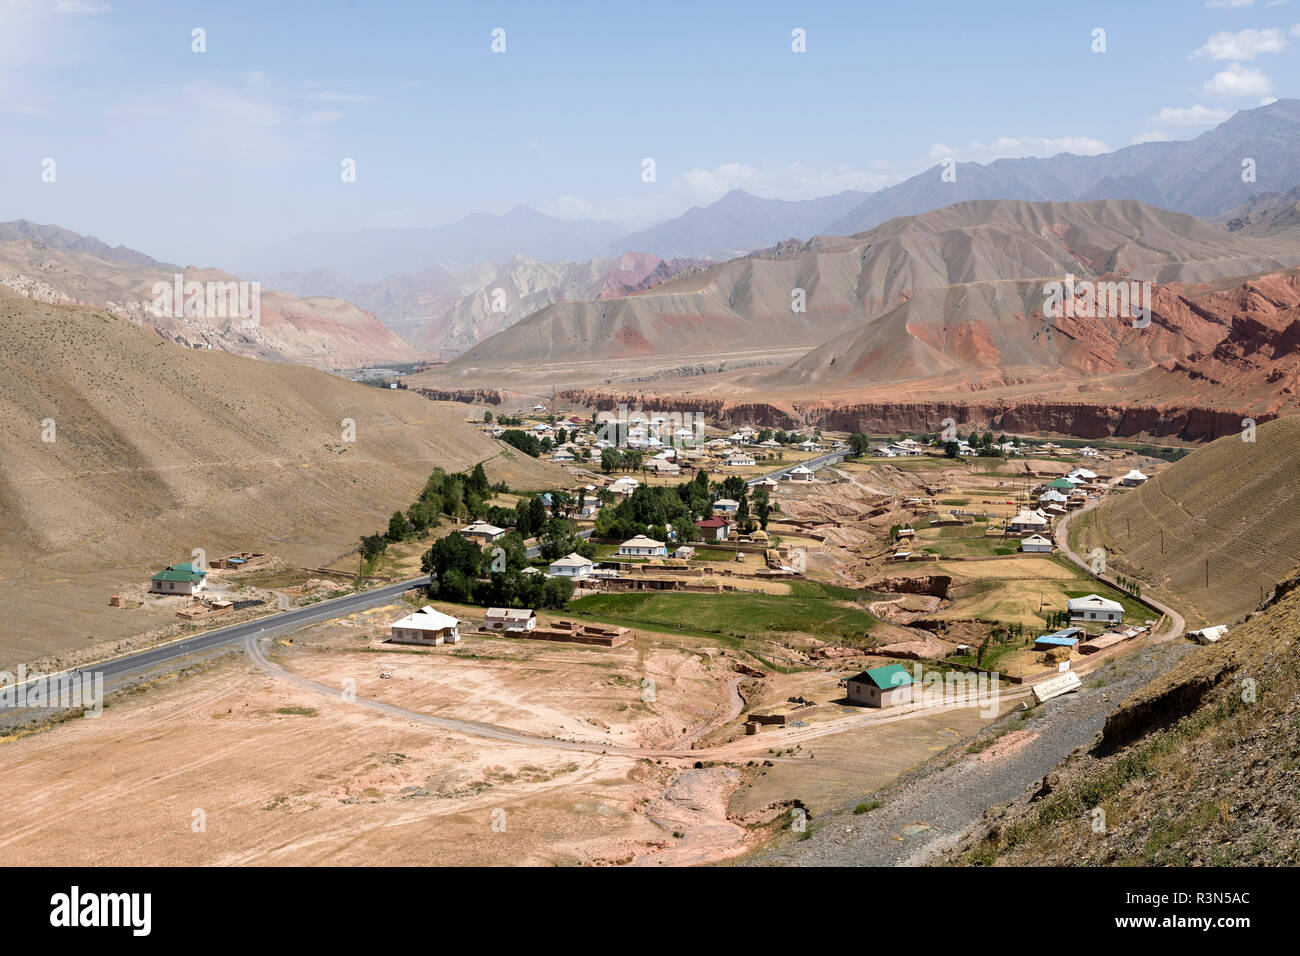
548;552;595;579
787;465;814;481
460;520;505;543
1120;469;1149;486
725;454;756;467
870;444;897;457
1039;489;1068;505
390;606;461;645
896;527;915;539
1021;533;1053;553
618;535;667;557
1043;478;1077;491
150;561;207;595
1067;468;1098;482
695;517;732;542
608;477;639;496
551;448;575;462
673;545;696;560
846;664;915;708
895;443;926;456
484;607;537;632
1009;510;1049;533
644;458;680;476
713;498;740;514
1078;446;1100;457
1068;593;1124;624
797;439;821;452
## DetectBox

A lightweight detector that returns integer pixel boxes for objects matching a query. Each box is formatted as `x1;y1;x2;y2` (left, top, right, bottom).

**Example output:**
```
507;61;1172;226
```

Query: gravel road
743;635;1196;866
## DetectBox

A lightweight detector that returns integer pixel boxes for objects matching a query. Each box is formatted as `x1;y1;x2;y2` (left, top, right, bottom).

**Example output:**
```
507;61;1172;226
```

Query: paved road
7;576;431;699
9;448;842;722
747;449;849;485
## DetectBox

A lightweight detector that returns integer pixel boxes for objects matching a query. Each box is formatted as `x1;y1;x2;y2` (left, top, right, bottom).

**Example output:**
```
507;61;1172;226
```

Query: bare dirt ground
0;588;1025;866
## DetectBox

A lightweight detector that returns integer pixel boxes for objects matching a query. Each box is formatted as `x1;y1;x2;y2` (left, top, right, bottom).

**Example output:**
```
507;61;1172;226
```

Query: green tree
386;511;411;542
499;429;542;457
527;496;548;538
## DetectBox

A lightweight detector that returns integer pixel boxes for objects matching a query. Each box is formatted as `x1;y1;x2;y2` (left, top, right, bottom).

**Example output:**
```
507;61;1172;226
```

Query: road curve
1055;499;1186;642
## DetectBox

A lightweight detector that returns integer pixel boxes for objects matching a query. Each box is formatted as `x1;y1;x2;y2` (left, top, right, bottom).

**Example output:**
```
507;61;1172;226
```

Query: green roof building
847;663;915;708
150;561;208;595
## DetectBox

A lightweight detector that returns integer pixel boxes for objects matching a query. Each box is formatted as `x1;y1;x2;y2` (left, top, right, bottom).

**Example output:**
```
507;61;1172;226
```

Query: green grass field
568;581;881;645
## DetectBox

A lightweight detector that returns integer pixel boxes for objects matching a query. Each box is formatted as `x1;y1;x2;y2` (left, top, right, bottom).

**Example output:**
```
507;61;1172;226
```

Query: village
119;401;1180;728
9;397;1215;868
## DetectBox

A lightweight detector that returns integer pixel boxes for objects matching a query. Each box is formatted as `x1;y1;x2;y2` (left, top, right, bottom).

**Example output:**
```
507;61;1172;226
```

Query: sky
2;0;1299;266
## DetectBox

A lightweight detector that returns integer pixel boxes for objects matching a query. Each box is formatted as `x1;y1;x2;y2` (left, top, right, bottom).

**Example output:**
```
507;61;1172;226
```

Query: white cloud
927;135;1110;164
1131;131;1172;144
105;82;294;165
303;90;374;104
1205;0;1254;8
1203;63;1274;97
301;109;344;126
1292;23;1300;35
1191;28;1287;60
1148;104;1231;126
1260;95;1280;104
55;1;112;14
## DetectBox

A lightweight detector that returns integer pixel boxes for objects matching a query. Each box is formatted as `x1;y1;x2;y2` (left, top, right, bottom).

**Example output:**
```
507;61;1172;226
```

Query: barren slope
445;199;1300;372
1074;414;1300;627
0;294;567;663
947;564;1300;866
0;229;420;369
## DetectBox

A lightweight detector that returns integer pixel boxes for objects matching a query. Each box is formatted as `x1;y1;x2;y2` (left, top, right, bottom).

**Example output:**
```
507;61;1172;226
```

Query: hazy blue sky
3;0;1298;265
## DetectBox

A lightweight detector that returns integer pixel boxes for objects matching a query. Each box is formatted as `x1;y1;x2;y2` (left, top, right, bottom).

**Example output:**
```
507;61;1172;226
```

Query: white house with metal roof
390;606;461;645
618;535;666;557
1067;593;1124;624
548;552;595;579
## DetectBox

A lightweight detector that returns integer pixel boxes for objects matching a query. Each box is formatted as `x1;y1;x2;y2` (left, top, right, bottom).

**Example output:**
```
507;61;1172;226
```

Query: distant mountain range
451;197;1300;369
600;188;870;261
825;99;1300;236
240;205;630;280
245;100;1300;285
0;223;419;369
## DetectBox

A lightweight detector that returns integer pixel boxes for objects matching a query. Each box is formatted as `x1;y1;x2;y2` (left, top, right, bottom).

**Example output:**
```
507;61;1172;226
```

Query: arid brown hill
0;293;566;663
769;269;1300;412
1073;413;1300;628
948;562;1300;865
451;199;1300;368
0;225;420;369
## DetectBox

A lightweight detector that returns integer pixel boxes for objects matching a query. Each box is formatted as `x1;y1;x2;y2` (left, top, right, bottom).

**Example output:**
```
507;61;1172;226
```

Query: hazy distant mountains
600;188;871;261
241;205;630;280
0;222;418;369
245;100;1300;287
826;99;1300;235
0;219;174;269
452;197;1300;369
